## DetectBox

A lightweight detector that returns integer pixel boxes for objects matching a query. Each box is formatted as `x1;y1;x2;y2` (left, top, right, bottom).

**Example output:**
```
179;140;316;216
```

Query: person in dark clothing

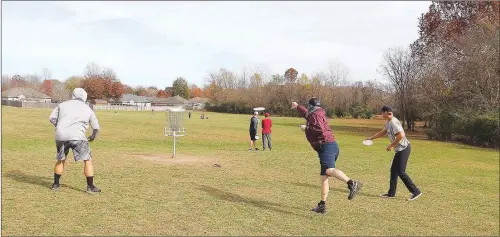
292;97;362;214
248;111;259;151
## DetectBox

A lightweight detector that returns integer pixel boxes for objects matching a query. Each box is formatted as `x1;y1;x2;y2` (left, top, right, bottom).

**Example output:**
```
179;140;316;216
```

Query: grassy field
1;106;499;236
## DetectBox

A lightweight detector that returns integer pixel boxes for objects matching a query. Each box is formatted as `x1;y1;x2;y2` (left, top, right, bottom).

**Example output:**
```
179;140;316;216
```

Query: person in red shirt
261;113;272;151
292;97;362;214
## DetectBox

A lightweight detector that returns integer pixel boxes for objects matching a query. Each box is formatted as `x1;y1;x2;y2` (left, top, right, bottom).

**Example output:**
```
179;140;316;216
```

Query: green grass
2;106;499;236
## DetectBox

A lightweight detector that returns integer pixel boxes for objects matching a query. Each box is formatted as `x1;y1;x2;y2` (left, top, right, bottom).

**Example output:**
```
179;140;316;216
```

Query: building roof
119;94;152;102
188;97;210;103
1;87;51;99
151;95;188;104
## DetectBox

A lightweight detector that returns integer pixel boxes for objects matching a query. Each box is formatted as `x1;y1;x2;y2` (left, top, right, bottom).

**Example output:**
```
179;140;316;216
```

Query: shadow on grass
3;170;83;193
286;181;381;199
197;184;310;218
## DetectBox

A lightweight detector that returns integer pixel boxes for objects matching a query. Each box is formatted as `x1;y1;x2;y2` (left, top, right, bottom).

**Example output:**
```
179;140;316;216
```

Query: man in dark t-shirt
248;111;259;151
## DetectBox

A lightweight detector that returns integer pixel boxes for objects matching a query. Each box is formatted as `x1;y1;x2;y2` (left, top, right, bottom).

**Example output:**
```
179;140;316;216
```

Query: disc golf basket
163;107;187;158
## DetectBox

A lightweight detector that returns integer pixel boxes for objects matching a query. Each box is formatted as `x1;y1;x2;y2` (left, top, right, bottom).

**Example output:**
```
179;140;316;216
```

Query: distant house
151;95;188;107
1;87;51;102
115;94;152;109
187;97;210;110
93;99;109;105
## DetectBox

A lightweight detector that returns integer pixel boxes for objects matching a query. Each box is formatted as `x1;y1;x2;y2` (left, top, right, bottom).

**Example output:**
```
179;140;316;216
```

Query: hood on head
307;106;324;117
72;88;87;102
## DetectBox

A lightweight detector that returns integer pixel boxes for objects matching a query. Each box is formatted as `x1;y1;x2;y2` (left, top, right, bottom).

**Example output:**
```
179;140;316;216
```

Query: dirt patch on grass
134;154;218;165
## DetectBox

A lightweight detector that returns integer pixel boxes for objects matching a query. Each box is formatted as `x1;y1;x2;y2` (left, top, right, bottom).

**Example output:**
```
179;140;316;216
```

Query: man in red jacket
292;97;362;214
261;113;272;151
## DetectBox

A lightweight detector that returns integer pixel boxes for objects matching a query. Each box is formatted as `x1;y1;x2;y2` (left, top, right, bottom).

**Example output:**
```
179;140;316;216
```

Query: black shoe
51;183;60;191
255;148;259;151
408;192;422;201
311;202;326;214
347;180;362;200
380;193;396;199
87;185;101;194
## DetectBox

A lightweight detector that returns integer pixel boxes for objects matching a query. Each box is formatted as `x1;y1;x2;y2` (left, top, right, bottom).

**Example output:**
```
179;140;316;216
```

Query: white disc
362;140;373;146
253;107;265;111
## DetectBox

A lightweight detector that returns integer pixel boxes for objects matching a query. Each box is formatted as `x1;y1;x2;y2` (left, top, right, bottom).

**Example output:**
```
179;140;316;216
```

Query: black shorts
56;140;92;161
250;132;257;141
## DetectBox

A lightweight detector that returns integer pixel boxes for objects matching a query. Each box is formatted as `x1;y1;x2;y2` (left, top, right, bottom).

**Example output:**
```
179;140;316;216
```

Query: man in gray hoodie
49;88;101;193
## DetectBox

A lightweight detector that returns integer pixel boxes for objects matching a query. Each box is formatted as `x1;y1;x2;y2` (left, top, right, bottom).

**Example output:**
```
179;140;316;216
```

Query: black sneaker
51;183;60;191
408;192;422;201
347;180;362;200
380;193;396;199
311;202;326;214
87;185;101;194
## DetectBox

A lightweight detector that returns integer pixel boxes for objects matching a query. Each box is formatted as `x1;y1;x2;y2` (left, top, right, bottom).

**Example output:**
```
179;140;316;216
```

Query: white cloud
2;1;431;88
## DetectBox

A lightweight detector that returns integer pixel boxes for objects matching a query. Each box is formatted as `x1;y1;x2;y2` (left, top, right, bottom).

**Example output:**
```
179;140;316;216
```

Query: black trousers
388;144;421;196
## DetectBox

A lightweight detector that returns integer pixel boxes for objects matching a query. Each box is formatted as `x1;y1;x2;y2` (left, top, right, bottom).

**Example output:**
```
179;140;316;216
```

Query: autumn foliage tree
81;63;124;101
64;76;84;95
40;80;53;96
156;90;168;98
190;84;203;98
284;68;298;83
408;1;500;146
122;84;134;94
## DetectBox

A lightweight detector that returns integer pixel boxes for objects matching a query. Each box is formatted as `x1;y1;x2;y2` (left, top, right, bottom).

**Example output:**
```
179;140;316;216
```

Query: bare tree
326;59;350;87
379;47;421;130
23;73;42;90
51;80;71;102
84;63;102;79
42;68;52;81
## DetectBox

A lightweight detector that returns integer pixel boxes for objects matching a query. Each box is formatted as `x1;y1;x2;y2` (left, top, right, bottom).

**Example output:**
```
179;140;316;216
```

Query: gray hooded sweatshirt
49;88;100;141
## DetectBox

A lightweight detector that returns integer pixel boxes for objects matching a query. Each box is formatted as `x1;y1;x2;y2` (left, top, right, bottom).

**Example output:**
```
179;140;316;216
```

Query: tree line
204;1;499;148
2;63;208;102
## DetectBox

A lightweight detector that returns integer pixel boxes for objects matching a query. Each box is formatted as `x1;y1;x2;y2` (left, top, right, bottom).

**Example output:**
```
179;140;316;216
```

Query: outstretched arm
291;102;307;118
367;128;387;140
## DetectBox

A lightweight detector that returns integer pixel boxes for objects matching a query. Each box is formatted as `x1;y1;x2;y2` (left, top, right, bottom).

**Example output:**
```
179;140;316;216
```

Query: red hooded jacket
296;105;335;149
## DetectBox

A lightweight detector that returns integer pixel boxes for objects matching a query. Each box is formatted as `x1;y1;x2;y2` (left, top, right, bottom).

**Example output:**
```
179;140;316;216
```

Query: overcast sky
2;1;431;88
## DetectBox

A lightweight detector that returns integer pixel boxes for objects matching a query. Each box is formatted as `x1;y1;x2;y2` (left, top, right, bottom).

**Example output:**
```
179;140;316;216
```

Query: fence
1;100;23;107
22;101;59;109
2;100;58;109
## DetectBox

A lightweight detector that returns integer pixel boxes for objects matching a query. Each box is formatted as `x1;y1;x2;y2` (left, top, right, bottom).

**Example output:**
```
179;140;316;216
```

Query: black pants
388;144;420;196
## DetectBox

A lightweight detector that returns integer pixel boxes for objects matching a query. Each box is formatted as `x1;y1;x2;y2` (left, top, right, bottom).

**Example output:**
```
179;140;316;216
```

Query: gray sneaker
408;192;422;201
87;185;101;194
348;181;362;200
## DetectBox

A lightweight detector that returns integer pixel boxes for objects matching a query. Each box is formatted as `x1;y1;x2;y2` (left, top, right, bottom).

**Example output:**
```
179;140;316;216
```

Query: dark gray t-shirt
249;116;259;132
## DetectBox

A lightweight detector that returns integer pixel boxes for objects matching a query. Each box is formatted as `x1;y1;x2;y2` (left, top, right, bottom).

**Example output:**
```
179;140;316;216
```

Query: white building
1;87;51;103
